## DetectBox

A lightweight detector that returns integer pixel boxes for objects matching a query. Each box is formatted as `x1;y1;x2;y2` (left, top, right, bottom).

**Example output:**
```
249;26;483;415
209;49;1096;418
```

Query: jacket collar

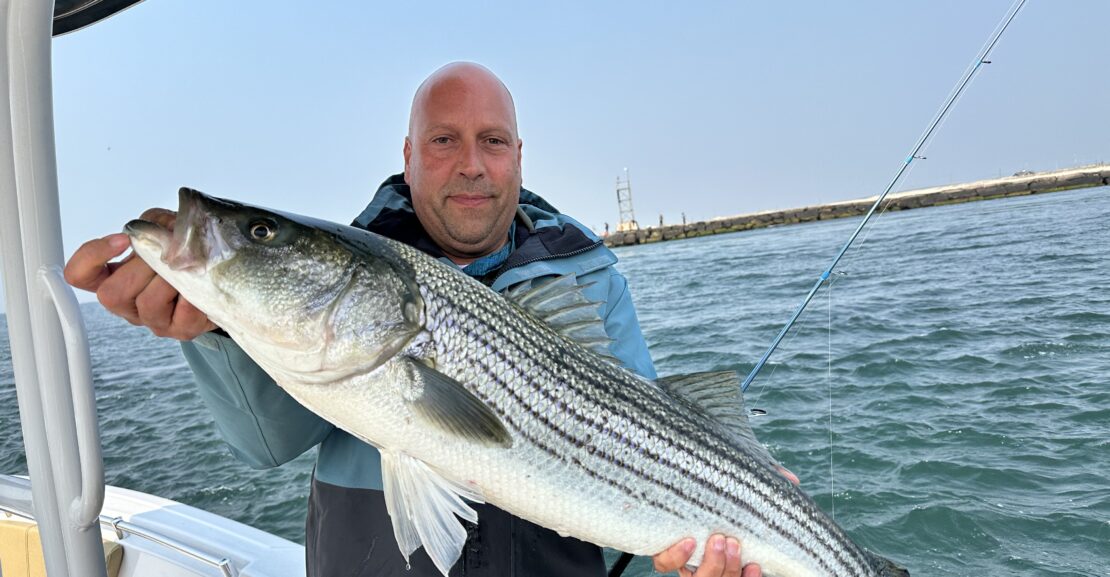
352;175;604;284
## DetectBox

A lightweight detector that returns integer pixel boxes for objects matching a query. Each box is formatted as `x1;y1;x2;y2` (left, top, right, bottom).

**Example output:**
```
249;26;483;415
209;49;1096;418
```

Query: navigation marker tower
616;168;639;232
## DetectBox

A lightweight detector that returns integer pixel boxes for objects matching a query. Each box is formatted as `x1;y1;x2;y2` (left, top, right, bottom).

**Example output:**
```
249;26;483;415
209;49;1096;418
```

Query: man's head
404;62;522;265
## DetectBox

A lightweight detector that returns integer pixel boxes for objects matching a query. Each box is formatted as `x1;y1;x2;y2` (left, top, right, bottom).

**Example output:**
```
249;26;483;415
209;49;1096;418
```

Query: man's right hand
63;208;216;341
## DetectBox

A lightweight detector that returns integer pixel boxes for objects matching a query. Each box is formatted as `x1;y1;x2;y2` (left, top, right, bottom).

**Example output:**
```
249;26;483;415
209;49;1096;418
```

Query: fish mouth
124;187;230;272
123;218;173;259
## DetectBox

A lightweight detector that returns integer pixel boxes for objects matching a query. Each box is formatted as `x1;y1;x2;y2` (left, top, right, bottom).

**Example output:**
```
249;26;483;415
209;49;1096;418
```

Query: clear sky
2;0;1108;310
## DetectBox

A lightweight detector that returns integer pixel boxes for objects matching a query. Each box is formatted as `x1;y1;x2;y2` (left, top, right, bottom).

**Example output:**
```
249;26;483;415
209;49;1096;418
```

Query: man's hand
653;535;760;577
63;208;216;341
652;470;797;576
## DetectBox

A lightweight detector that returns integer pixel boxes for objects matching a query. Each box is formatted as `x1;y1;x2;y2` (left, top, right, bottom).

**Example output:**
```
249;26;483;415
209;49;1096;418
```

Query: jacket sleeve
597;268;658;380
181;332;334;469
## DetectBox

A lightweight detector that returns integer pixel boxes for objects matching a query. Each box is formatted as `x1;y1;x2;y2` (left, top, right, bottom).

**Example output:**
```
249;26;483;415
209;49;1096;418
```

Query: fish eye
248;219;277;241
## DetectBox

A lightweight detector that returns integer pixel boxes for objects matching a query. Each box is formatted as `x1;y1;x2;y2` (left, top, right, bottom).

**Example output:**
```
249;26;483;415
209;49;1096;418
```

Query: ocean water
2;187;1108;576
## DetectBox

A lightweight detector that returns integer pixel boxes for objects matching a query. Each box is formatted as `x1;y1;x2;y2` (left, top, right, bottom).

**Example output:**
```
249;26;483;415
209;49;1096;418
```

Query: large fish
126;188;909;577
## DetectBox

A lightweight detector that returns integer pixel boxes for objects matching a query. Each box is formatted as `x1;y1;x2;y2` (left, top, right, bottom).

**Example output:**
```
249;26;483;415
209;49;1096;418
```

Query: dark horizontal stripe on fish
479;354;846;577
449;339;690;522
429;290;862;575
425;280;869;575
507;333;866;574
532;341;872;575
431;305;851;576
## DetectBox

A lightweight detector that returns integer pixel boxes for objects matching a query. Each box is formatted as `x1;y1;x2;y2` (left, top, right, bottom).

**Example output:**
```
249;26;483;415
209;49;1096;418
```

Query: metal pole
0;0;70;572
3;0;108;574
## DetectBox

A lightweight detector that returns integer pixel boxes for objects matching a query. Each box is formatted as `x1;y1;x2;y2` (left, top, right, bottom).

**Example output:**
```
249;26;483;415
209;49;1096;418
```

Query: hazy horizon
2;0;1109;311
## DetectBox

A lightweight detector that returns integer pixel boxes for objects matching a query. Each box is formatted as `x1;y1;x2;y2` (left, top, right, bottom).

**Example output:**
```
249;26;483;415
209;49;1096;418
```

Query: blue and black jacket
181;175;656;576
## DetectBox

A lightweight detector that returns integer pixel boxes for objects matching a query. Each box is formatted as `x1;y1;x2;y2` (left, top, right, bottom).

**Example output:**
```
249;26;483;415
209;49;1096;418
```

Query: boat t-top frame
2;1;146;575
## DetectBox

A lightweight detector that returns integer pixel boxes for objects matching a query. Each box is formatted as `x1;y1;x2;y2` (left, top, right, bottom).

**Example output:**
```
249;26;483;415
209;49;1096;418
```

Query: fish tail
864;549;910;577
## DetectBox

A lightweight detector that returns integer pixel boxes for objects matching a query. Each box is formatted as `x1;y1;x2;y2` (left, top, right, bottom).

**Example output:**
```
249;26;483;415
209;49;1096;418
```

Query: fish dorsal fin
656;371;783;474
505;274;616;360
656;371;746;423
381;450;485;576
406;360;512;448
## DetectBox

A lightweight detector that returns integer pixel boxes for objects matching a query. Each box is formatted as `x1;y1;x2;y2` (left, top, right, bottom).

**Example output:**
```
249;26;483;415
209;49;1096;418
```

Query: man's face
404;73;522;265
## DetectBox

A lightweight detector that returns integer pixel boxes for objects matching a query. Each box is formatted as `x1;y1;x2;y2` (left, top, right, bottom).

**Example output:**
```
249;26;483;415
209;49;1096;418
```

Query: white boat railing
2;473;308;577
1;0;110;574
98;516;240;577
0;495;239;577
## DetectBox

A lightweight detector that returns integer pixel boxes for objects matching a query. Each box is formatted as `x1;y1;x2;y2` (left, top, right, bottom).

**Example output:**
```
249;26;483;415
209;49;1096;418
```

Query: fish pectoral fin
657;371;786;475
406;359;513;448
381;450;485;576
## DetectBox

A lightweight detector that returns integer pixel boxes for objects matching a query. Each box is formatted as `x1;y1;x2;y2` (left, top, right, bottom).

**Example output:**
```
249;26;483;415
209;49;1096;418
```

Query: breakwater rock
604;164;1110;247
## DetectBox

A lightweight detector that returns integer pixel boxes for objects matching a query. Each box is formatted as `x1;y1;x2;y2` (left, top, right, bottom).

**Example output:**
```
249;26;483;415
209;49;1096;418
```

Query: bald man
65;62;758;577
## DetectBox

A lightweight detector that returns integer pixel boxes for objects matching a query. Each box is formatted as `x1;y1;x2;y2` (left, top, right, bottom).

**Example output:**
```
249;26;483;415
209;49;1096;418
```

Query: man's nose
456;141;485;180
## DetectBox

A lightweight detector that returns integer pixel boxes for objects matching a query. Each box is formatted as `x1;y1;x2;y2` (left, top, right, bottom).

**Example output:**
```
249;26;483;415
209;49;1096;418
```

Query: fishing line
751;196;892;407
740;0;1029;394
828;274;835;520
749;280;835;404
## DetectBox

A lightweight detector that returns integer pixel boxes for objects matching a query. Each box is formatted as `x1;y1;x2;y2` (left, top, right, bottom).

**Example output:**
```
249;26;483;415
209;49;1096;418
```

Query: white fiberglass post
1;0;108;575
0;3;67;575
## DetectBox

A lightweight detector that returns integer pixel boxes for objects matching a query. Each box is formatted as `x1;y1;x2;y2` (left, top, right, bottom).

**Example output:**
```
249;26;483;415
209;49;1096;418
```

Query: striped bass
126;188;909;577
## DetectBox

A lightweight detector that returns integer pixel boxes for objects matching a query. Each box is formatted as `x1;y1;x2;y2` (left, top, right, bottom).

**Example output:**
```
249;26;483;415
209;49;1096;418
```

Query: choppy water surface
2;188;1108;576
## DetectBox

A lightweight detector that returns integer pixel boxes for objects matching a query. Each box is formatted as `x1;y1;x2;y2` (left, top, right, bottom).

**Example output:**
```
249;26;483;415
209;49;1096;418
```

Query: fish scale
406;242;878;576
125;188;909;577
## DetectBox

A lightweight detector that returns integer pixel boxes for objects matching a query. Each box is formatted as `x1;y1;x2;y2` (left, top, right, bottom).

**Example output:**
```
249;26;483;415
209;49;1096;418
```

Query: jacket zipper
488;239;604;286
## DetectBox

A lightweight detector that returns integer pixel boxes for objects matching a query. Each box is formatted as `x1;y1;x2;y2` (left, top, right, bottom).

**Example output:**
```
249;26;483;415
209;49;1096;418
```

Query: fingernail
726;538;740;558
712;535;725;552
107;234;130;250
683;538;696;554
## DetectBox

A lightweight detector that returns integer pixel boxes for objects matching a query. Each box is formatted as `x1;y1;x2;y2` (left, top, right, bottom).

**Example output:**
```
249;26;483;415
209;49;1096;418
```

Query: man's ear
403;137;413;183
516;138;523;168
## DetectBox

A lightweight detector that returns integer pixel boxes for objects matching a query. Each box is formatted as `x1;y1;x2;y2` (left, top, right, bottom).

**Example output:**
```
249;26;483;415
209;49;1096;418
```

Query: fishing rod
739;0;1028;393
608;5;1029;576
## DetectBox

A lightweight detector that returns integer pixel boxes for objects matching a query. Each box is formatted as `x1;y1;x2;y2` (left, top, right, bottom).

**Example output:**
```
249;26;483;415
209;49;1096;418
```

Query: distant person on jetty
64;63;765;577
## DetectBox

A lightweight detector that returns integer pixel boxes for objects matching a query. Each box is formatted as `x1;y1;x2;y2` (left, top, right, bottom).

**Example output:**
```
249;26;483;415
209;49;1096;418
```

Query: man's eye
432;136;452;145
486;137;505;146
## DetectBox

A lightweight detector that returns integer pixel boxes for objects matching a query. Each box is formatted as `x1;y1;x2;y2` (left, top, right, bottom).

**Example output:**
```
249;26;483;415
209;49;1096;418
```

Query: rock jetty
604;164;1110;247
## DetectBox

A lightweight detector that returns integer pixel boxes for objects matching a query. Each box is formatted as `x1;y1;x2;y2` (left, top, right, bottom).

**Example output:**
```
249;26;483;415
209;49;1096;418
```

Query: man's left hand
652;534;761;577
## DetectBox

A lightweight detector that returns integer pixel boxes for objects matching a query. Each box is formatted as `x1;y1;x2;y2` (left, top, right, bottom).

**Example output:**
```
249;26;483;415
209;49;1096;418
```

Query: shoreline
603;164;1110;247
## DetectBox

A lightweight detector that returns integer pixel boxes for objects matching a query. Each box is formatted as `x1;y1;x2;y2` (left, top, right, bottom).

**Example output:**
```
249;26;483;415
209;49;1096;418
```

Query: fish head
126;188;423;382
